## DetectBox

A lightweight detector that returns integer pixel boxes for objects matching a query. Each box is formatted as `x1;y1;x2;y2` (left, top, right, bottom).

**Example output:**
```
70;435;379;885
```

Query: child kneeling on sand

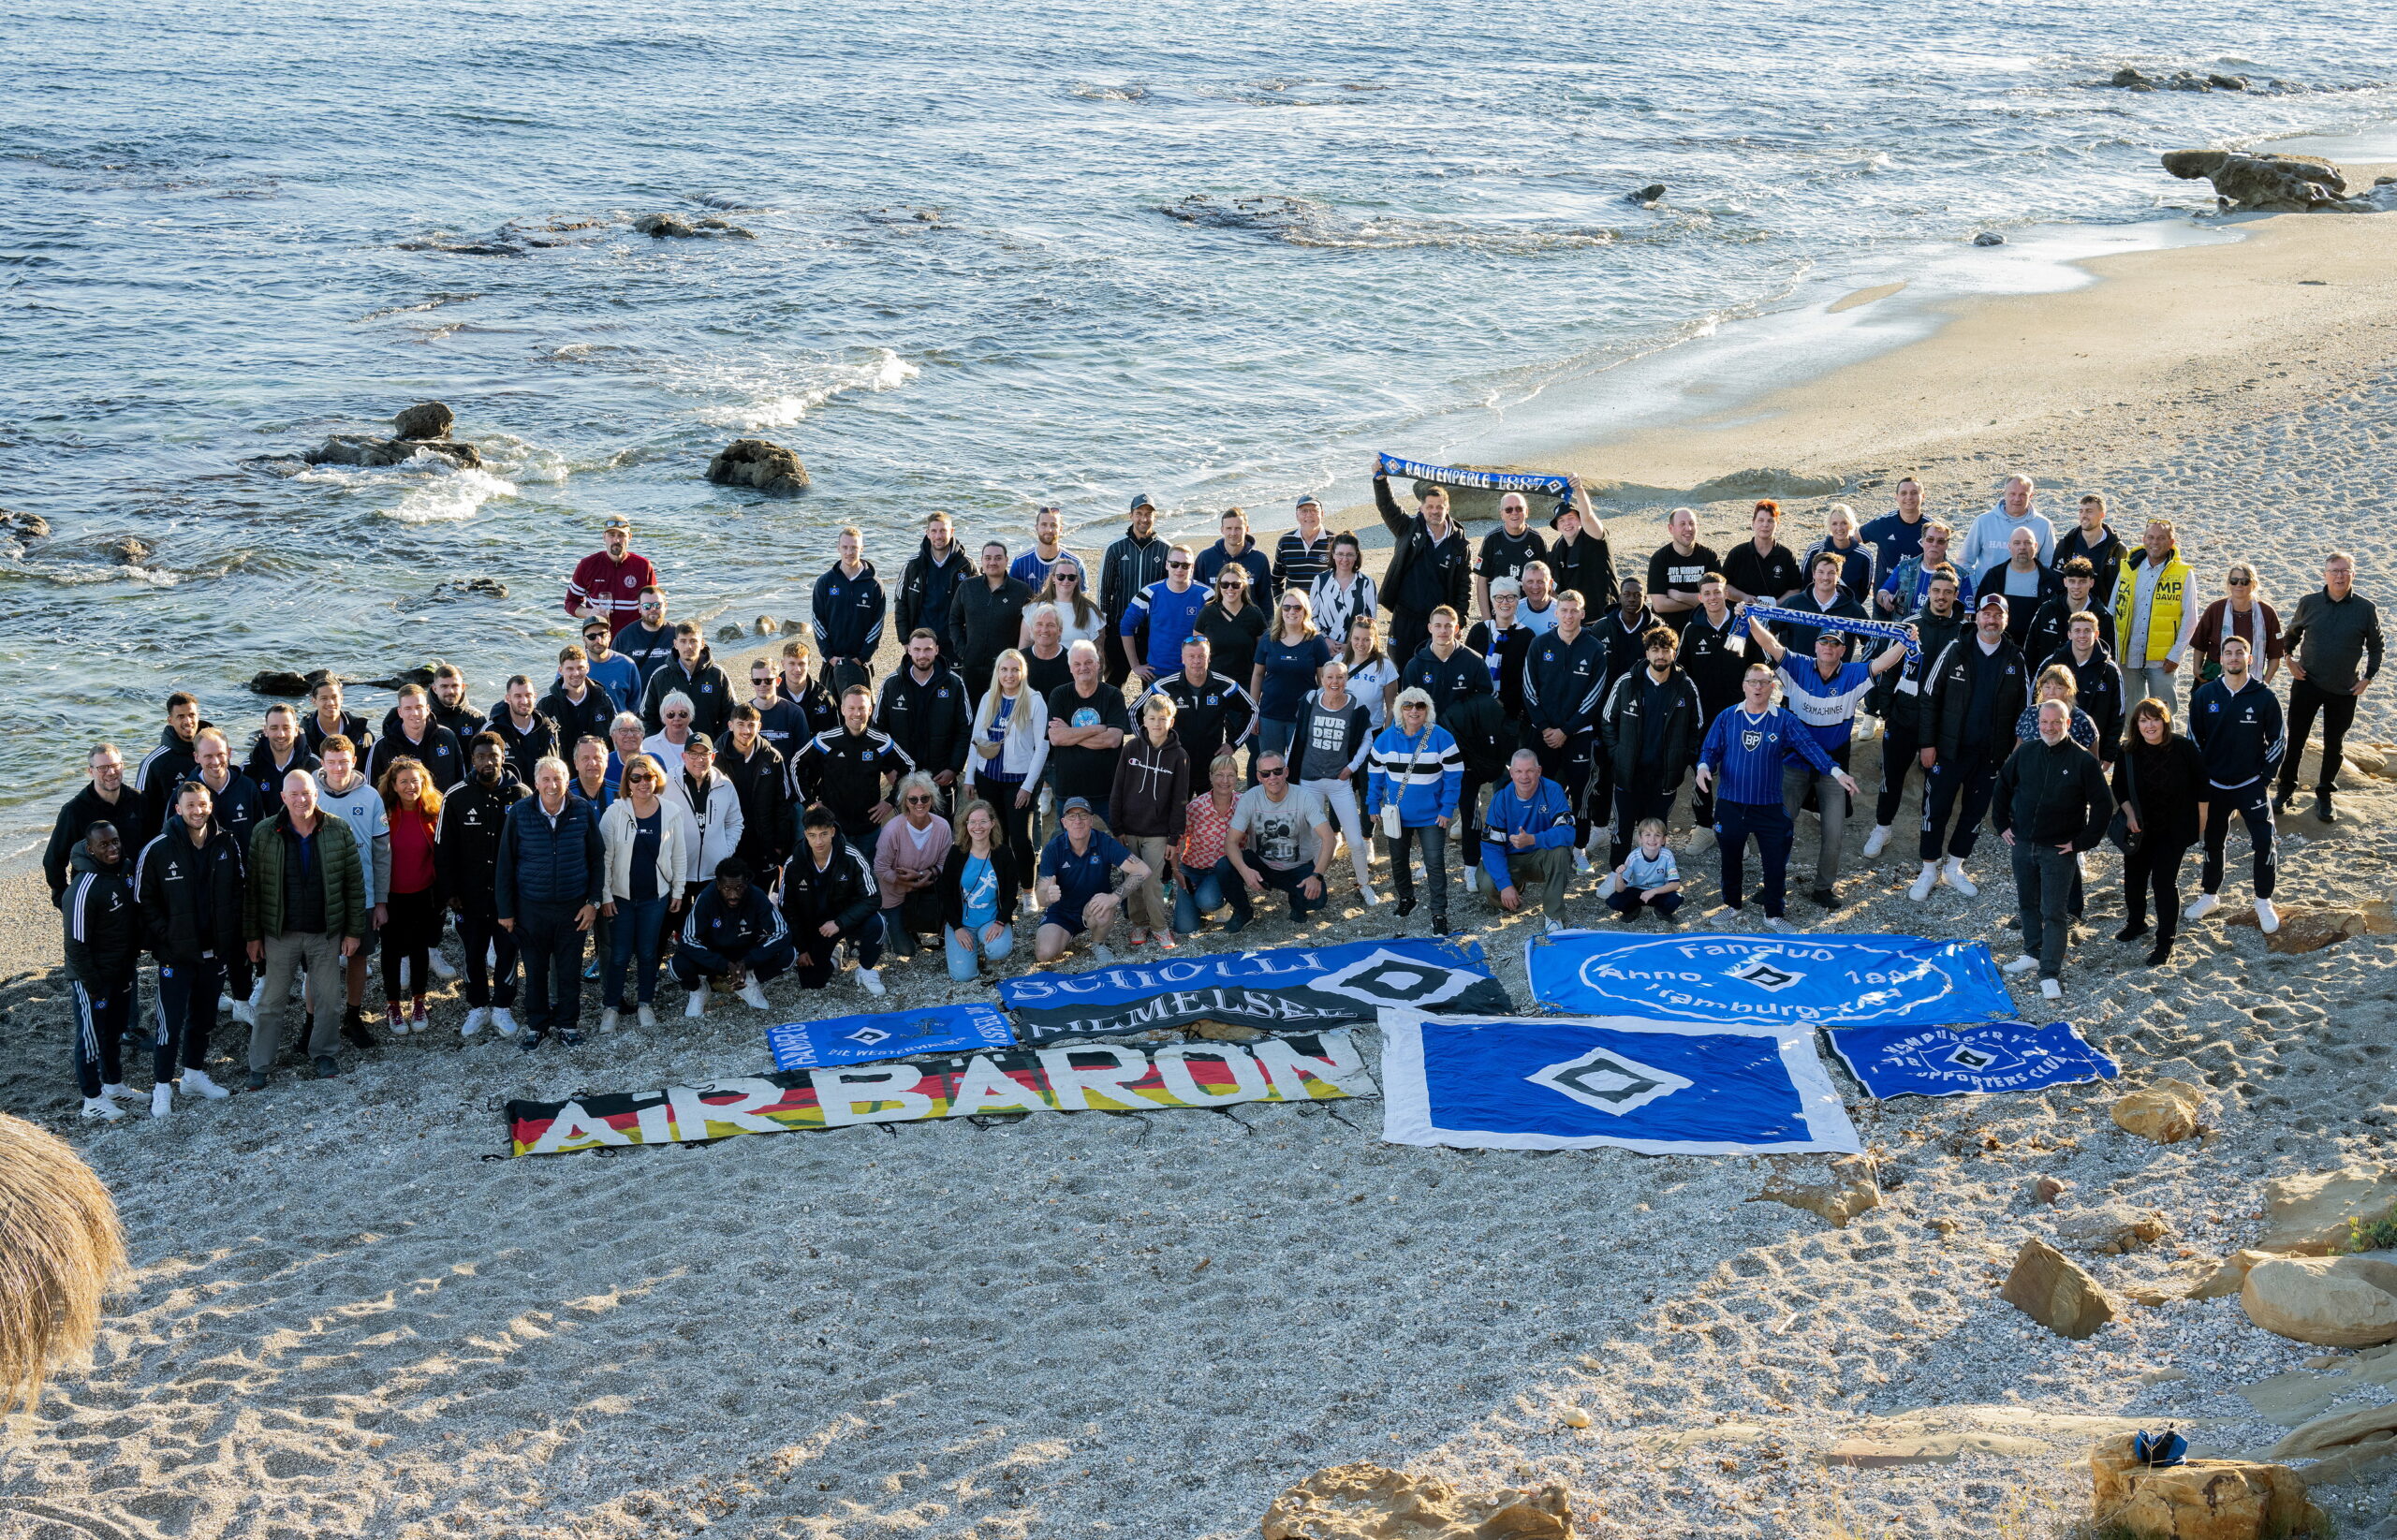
1605;819;1683;923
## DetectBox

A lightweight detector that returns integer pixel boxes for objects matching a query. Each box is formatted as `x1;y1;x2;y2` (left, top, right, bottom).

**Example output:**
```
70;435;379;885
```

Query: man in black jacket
717;707;792;877
537;645;619;766
369;684;467;791
2039;610;2127;765
135;692;204;846
1375;475;1473;664
780;808;887;993
436;735;528;1038
1598;626;1706;867
812;526;887;697
875;630;971;810
895;511;971;672
1993;700;2113;998
1099;496;1171;686
486;676;563;783
2023;559;2106;669
796;687;915;854
63;821;140;1120
1154;635;1257;769
137;778;244;1113
670;858;795;1014
2190;635;2287;933
46;743;137;909
1865;571;1968;858
493;756;604;1051
2276;550;2384;823
950;541;1037;702
1909;594;2027;903
1675;575;1745;839
1522;594;1607;859
640;623;734;737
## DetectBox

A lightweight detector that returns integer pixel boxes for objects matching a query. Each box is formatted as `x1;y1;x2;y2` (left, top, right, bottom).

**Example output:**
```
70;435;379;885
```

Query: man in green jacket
243;770;367;1086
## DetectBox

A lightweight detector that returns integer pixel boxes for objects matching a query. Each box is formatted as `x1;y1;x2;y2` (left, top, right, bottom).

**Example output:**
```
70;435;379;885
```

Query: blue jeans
606;895;671;1008
1173;856;1253;933
1715;799;1795;918
944;920;1017;981
1254;718;1299;782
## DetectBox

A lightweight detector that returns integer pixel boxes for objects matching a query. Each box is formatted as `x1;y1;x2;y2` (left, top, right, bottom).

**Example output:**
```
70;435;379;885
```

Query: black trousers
1611;777;1680;868
1532;734;1595;847
154;958;222;1079
1875;717;1925;827
1918;741;2004;862
457;899;520;1008
2279;677;2359;798
2201;782;2276;900
975;772;1040;892
515;901;586;1037
2123;837;2192;939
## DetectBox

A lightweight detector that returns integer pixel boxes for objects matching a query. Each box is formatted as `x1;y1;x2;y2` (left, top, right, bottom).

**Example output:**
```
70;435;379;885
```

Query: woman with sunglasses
598;753;688;1032
1021;553;1104;652
1366;688;1463;932
1252;591;1332;770
1198;565;1267;708
2190;563;2283;686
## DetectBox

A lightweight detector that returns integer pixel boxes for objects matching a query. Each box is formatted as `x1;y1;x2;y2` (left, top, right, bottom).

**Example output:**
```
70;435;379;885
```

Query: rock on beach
1259;1462;1571;1540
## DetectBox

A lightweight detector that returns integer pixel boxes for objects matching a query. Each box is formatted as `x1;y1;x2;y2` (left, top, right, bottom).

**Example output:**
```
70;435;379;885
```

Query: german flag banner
507;1030;1375;1157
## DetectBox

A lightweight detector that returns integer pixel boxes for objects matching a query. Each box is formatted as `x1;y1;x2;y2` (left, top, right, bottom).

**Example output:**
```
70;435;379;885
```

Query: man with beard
436;734;528;1039
896;509;971;672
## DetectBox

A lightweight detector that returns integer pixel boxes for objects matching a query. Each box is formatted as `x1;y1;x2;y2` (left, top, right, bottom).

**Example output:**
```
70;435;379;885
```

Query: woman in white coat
658;736;743;900
597;754;691;1031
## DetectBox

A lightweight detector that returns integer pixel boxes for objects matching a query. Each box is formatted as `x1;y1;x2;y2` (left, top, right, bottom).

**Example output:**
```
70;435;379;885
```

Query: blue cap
1128;492;1156;513
1060;796;1095;816
1295;493;1322;509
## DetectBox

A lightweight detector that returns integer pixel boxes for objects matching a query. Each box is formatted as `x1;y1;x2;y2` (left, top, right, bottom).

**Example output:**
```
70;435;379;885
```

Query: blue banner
1828;1020;2118;1099
1525;931;2012;1028
1376;452;1572;499
1379;1010;1860;1154
767;1003;1017;1071
1000;937;1511;1045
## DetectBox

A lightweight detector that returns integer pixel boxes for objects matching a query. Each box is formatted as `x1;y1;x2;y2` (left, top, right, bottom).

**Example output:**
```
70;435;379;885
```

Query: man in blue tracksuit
493;757;605;1050
812;527;888;697
1478;750;1577;924
1696;663;1857;929
1122;547;1210;683
2187;635;2286;932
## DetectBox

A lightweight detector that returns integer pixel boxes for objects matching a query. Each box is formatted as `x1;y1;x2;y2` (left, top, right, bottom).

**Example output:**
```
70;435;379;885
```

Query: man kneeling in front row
1478;749;1575;930
1035;797;1151;964
671;858;794;1016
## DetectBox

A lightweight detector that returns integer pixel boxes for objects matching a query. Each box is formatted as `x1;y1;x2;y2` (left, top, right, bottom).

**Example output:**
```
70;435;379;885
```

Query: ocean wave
1070;83;1149;102
693;349;920;430
384;458;520;523
1156;194;1618;253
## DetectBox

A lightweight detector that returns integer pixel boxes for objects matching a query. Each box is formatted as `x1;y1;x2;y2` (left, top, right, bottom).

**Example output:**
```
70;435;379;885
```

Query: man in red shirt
566;518;658;636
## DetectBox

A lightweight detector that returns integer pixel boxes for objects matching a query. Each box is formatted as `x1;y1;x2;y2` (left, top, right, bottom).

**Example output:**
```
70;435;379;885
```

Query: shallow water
4;0;2395;843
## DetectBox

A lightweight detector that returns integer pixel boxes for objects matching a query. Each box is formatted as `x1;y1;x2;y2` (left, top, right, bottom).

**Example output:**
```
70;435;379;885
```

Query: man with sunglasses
1226;754;1334;923
578;617;641;714
1122;545;1209;687
949;541;1037;702
566;516;659;636
615;587;679;688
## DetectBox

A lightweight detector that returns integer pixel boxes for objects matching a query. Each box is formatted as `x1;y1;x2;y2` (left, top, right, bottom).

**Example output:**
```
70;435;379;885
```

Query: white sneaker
637;1004;657;1030
1764;916;1798;933
428;949;457;980
1861;824;1891;858
1941;858;1978;898
230;991;257;1027
151;1083;172;1120
1682;828;1714;855
2255;898;2280;934
492;1007;521;1037
216;991;234;1017
1596;873;1619;900
598;1008;620;1034
180;1067;230;1100
1907;862;1939;902
461;1005;490;1038
1574;850;1592;873
81;1096;124;1122
100;1081;130;1102
685;990;707;1019
2003;954;2040;975
1544;917;1565;934
1093;944;1119;966
738;980;771;1010
2185;893;2221;921
2039;977;2063;1001
1359;885;1382;907
1463;866;1479;893
857;967;887;997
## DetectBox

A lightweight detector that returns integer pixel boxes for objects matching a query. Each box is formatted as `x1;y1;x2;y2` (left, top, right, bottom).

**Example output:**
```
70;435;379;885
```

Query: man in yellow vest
2111;519;2196;712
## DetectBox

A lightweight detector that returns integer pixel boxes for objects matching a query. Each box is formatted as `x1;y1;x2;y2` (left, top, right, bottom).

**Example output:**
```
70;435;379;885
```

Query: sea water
3;0;2395;842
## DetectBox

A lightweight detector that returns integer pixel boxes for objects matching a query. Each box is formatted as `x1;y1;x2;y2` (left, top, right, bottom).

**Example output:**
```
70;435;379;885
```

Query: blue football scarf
1739;602;1920;664
1376;453;1573;502
768;1003;1016;1071
1828;1020;2118;1099
1526;931;2013;1028
1380;1010;1860;1154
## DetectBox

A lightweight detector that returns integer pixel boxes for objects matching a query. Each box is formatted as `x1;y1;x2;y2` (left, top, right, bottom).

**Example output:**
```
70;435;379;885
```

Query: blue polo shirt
1039;829;1132;931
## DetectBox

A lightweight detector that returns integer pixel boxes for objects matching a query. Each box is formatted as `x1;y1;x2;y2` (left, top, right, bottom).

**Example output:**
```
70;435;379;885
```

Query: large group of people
41;473;2382;1121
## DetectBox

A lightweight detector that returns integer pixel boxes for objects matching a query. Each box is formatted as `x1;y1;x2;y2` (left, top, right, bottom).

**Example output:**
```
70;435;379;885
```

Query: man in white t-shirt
1227;752;1334;922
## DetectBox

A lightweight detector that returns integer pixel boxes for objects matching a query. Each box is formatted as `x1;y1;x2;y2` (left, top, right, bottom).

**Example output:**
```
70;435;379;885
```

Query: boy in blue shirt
1605;818;1683;922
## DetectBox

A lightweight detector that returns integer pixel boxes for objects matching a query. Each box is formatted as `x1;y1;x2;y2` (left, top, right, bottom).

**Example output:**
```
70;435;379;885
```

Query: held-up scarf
1737;603;1921;666
1376;452;1572;500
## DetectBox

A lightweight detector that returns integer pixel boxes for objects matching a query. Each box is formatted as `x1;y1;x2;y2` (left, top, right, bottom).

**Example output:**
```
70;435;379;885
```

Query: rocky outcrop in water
304;401;483;470
706;438;810;495
429;578;508;601
1626;183;1666;206
2162;150;2397;213
633;213;755;239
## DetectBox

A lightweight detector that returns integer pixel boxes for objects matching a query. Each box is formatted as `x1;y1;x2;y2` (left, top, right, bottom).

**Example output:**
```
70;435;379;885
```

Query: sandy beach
7;200;2397;1540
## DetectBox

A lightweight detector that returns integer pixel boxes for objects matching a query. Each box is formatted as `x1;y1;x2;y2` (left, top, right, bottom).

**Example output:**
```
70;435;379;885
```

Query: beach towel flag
1379;1010;1860;1154
1525;931;2012;1028
1828;1020;2119;1099
767;1002;1016;1071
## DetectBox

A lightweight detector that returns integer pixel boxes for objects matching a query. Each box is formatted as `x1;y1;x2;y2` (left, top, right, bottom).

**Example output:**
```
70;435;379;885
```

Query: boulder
1625;183;1666;206
2051;1204;2173;1256
245;671;315;697
2161;150;2360;213
706;437;810;495
2272;1400;2397;1459
305;433;483;470
716;623;745;642
2241;1255;2397;1347
2089;1433;2326;1540
2259;1166;2397;1255
107;536;151;565
2111;66;2159;91
2111;1079;2205;1143
1259;1462;1571;1539
1682;467;1845;505
2189;1249;2283;1301
633;213;755;240
1973;231;2007;246
2226;901;2396;953
429;578;507;601
1749;1154;1881;1229
360;667;439;692
2031;1174;2073;1206
0;510;49;540
1999;1238;2117;1340
391;401;454;440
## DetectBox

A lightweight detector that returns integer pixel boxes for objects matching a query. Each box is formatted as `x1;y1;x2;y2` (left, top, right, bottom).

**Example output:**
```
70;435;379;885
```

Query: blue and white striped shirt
1698;704;1838;805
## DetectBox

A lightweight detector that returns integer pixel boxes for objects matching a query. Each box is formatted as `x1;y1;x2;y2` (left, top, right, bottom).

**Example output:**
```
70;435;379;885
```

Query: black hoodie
45;781;142;908
896;539;971;659
435;767;529;908
640;646;734;737
137;820;244;965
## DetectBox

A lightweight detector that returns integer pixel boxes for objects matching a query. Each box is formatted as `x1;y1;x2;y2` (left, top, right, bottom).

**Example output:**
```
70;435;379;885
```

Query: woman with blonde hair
1340;613;1401;731
1253;588;1333;770
2190;561;2283;685
1021;553;1104;651
376;755;444;1034
598;753;689;1032
969;648;1050;902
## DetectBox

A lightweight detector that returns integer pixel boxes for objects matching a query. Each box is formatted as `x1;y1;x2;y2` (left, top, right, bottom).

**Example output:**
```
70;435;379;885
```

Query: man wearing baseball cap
1273;494;1333;598
1100;492;1170;686
565;517;658;637
577;615;640;717
1033;797;1150;964
1909;592;2027;902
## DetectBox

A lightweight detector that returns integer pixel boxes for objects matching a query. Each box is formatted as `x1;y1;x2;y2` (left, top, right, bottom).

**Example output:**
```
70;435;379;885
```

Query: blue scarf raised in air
1739;603;1921;665
1376;452;1573;502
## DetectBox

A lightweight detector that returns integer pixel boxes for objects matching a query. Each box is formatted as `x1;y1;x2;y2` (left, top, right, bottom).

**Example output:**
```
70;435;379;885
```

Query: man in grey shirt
1957;473;2057;578
2275;550;2383;823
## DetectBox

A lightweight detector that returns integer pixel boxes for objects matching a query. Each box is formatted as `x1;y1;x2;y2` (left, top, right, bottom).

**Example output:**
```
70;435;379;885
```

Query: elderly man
1034;797;1151;963
1478;750;1576;927
2277;550;2384;823
493;756;605;1051
1958;473;2057;577
1273;494;1332;597
1994;699;2113;1000
243;770;367;1086
1475;491;1550;623
1046;640;1128;826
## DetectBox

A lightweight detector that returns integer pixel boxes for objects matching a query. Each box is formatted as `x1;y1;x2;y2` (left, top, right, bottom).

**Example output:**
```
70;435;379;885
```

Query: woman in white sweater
967;648;1051;903
597;754;691;1031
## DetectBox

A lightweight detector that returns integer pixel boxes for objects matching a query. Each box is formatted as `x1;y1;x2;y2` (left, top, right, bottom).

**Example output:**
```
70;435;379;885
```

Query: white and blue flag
768;1003;1015;1071
1525;931;2012;1028
1379;1011;1860;1154
1829;1020;2118;1099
